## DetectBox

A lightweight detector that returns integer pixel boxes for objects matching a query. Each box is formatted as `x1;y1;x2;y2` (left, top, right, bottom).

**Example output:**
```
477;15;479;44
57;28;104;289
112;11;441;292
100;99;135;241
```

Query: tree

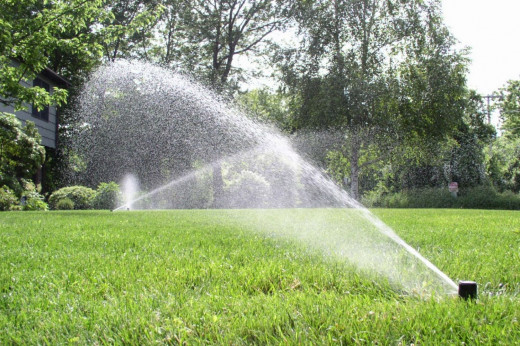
0;0;110;111
149;0;185;67
1;1;166;193
486;136;520;193
487;79;520;192
155;0;288;90
0;0;165;109
278;0;467;199
497;80;520;137
236;88;292;130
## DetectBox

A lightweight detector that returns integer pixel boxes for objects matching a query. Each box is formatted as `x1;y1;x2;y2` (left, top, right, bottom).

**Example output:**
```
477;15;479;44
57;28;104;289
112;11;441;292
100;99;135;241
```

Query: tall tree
150;0;185;67
497;80;520;138
158;0;288;89
278;0;467;199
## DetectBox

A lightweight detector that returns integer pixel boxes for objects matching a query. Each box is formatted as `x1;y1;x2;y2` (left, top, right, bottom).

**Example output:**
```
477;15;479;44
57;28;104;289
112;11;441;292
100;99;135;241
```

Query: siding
0;76;58;149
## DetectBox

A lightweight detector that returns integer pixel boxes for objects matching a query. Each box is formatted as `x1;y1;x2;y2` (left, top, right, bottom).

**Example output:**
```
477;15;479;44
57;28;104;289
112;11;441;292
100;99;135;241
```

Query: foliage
364;186;520;210
146;0;289;207
0;113;45;194
237;89;292;131
458;186;520;210
444;130;487;188
497;80;520;137
21;190;48;211
0;0;163;127
363;187;456;208
277;0;468;199
49;183;121;210
150;0;288;90
40;147;60;195
184;167;213;209
0;185;18;211
441;92;495;188
0;0;109;110
92;181;121;210
100;0;164;61
48;185;96;210
225;170;271;208
1;209;520;343
55;197;75;210
324;90;493;196
486;136;520;193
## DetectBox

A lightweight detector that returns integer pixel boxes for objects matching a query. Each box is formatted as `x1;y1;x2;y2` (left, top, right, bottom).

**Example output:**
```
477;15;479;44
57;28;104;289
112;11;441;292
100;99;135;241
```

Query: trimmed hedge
49;183;121;210
363;186;520;210
56;198;75;210
49;186;96;210
92;182;120;210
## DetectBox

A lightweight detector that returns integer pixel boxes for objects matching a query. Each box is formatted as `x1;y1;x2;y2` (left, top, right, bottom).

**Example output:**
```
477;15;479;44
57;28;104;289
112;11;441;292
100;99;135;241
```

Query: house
0;65;69;191
0;67;69;149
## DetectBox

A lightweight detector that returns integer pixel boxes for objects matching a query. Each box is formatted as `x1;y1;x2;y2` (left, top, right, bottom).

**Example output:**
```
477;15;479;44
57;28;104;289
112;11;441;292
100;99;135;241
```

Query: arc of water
115;139;458;293
288;150;459;292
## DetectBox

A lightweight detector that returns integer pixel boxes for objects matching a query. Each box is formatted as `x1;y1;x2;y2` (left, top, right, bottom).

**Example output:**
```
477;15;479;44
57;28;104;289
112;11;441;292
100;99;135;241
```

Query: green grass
1;209;519;344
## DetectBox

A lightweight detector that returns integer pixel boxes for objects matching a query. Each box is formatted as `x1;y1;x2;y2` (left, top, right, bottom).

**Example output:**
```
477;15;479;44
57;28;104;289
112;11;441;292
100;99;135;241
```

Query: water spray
75;60;465;297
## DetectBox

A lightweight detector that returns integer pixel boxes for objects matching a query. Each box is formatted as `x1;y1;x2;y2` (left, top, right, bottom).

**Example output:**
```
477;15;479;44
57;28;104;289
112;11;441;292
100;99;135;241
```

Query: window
32;78;50;121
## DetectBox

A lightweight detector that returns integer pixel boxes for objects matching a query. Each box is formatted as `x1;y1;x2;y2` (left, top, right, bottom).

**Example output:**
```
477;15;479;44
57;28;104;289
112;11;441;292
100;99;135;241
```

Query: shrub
363;185;520;210
226;170;271;208
0;185;18;211
55;198;75;210
22;190;48;211
406;188;457;208
0;113;45;194
49;186;96;210
458;186;520;210
93;182;120;210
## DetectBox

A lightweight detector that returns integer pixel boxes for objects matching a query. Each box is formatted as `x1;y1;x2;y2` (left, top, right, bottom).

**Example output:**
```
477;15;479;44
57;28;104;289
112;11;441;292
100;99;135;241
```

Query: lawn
0;209;519;344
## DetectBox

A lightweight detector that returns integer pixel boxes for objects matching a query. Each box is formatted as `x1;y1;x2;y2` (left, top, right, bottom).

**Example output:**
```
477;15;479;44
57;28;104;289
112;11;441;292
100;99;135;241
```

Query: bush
406;188;457;208
0;185;18;211
93;182;120;210
49;186;96;210
458;186;520;210
225;170;271;208
363;186;520;210
55;198;75;210
22;190;48;211
0;113;45;194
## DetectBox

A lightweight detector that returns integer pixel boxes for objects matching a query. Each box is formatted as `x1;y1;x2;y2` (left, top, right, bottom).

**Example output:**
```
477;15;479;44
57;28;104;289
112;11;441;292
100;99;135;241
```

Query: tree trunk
212;162;224;208
350;136;361;200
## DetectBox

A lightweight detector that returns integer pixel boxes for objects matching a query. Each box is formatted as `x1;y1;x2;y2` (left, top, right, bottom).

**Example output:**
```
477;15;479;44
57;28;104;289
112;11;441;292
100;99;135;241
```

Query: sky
441;0;520;95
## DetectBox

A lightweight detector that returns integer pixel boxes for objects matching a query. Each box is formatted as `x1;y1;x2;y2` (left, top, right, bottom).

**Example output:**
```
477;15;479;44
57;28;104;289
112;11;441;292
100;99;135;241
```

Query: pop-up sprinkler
458;281;477;300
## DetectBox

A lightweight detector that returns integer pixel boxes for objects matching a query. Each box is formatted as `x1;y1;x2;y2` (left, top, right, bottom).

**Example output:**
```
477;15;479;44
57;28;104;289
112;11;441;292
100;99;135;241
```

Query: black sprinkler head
458;281;477;300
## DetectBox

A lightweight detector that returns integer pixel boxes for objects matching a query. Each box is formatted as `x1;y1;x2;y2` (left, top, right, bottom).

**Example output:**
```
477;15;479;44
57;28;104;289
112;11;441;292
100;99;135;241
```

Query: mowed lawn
0;209;519;344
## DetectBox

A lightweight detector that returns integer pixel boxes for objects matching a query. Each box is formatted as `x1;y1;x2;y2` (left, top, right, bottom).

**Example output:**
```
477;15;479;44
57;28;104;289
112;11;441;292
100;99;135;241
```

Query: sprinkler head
458;281;477;300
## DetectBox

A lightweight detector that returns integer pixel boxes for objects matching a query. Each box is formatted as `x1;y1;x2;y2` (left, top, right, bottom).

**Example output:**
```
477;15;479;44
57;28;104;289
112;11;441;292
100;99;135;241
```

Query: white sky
441;0;520;95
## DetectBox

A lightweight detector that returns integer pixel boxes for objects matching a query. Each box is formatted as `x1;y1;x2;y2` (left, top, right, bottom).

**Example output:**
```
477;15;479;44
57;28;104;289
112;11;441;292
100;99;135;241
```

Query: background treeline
1;0;519;209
